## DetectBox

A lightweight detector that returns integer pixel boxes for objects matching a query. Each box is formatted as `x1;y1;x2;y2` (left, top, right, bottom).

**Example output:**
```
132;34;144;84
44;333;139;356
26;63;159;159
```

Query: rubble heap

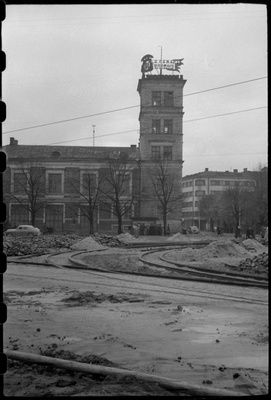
4;233;129;257
237;252;268;275
4;235;81;257
92;233;131;246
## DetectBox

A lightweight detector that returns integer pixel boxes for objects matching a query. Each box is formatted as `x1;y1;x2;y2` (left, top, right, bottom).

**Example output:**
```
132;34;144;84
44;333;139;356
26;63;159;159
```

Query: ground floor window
10;204;29;227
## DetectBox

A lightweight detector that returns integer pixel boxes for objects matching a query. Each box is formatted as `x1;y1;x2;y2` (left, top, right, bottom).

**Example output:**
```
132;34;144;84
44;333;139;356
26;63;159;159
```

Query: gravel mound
70;236;106;251
241;238;267;253
116;232;137;244
200;240;250;258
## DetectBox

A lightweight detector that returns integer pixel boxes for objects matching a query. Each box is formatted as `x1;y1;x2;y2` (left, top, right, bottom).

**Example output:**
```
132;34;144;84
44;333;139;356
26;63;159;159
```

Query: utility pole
92;125;96;147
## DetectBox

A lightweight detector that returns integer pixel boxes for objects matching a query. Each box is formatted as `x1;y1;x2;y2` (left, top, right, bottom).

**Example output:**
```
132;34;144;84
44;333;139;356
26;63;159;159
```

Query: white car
189;225;199;234
5;225;41;237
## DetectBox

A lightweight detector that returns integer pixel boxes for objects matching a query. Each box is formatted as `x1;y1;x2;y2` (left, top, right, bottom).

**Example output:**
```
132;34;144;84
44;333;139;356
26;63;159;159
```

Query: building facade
3;55;187;234
3;140;140;234
181;168;258;232
137;73;186;224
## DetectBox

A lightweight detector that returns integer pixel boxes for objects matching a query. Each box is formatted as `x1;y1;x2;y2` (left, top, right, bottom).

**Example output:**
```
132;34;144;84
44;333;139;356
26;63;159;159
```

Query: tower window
164;119;173;134
152;91;161;106
164;91;173;107
163;146;173;160
152;119;161;134
151;146;161;160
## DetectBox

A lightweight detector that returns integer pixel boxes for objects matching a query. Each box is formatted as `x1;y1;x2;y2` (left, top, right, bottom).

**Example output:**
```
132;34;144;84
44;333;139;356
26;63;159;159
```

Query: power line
3;76;267;135
3;105;139;135
48;130;137;145
184;106;266;124
47;105;267;145
184;77;267;97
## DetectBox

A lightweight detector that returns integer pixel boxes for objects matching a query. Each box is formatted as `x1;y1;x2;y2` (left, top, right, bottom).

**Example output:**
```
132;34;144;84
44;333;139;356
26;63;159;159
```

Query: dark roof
182;170;257;180
3;144;139;161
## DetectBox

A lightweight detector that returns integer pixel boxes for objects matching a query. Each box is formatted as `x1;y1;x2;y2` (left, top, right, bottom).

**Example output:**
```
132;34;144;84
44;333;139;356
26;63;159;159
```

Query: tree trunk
234;218;240;238
31;211;36;226
117;214;122;234
89;219;94;235
163;210;167;236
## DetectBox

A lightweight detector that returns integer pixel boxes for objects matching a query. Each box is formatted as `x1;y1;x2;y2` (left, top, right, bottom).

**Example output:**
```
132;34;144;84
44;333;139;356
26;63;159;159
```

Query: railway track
7;240;268;305
139;248;268;289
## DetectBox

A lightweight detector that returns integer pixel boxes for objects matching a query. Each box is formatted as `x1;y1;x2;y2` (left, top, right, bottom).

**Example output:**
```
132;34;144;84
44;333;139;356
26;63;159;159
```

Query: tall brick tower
137;54;186;224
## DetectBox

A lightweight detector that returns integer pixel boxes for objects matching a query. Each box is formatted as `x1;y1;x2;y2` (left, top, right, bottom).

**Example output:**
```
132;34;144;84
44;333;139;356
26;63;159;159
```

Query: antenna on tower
158;45;162;75
92;125;96;147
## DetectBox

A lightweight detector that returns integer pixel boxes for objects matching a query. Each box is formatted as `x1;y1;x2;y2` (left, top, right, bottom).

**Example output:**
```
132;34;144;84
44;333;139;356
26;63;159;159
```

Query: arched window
51;150;61;157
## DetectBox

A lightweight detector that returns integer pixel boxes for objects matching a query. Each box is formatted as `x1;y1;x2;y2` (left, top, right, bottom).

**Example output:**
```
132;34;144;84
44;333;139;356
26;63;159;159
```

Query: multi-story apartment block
181;168;258;231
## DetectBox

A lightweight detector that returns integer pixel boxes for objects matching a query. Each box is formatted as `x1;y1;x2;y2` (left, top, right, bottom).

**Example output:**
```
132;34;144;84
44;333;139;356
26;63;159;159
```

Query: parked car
5;225;41;237
189;225;199;234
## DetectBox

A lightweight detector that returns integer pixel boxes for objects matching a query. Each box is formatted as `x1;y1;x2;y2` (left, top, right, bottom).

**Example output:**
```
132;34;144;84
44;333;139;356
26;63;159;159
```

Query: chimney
243;168;248;172
205;168;209;172
10;137;18;146
233;169;238;173
130;145;136;149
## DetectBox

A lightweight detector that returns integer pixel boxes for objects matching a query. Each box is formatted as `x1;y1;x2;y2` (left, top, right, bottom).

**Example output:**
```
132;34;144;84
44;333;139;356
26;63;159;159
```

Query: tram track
139;249;268;289
7;243;268;306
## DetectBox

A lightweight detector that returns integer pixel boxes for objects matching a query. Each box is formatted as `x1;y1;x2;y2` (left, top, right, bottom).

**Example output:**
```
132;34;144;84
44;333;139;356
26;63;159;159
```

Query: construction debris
3;235;81;257
237;252;268;275
3;233;129;257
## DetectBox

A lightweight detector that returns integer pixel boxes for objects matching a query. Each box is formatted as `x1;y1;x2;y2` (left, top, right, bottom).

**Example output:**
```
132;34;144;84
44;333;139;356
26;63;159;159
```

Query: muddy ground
3;233;269;396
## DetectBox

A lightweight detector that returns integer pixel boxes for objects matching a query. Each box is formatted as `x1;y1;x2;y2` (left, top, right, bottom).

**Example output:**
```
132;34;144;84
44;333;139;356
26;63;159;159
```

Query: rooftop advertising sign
141;54;183;74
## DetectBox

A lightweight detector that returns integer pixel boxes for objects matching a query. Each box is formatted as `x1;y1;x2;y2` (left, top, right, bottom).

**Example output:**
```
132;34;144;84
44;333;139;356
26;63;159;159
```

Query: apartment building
181;168;257;231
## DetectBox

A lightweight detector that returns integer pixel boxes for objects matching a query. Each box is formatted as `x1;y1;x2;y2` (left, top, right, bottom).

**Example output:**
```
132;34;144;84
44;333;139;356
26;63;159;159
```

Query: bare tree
146;159;183;235
66;171;103;235
10;161;46;226
221;182;253;238
199;194;224;231
252;163;268;228
99;157;140;234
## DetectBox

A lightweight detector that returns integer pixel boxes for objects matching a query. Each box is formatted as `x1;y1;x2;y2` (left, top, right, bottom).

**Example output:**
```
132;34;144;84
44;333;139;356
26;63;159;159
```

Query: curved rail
7;249;268;306
139;249;268;289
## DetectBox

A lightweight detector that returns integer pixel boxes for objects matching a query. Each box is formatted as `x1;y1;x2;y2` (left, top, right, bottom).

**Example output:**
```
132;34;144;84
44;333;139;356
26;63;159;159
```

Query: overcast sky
2;3;267;176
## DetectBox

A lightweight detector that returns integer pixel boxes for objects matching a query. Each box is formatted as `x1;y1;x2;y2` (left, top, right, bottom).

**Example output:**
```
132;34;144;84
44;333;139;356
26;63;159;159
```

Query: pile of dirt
166;240;251;263
116;232;137;244
70;236;106;251
199;240;251;258
241;238;267;253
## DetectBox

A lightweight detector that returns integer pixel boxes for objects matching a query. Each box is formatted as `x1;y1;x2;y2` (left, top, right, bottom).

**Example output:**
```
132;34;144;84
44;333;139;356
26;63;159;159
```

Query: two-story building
3;139;140;234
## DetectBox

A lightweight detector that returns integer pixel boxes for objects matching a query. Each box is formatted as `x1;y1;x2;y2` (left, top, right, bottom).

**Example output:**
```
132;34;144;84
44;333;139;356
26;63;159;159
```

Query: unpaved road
3;251;268;396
